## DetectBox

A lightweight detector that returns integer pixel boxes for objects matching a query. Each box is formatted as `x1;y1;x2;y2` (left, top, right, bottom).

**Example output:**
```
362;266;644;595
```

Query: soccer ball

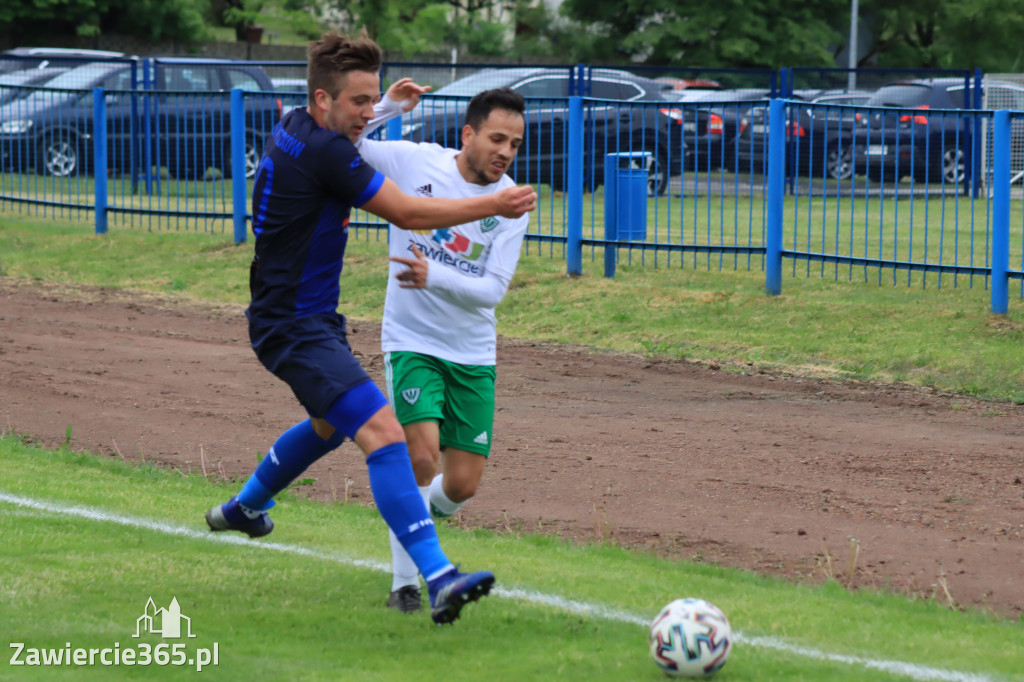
648;598;732;678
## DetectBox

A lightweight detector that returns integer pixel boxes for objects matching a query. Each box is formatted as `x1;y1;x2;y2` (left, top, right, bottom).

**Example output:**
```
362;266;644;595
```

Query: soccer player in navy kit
204;31;536;625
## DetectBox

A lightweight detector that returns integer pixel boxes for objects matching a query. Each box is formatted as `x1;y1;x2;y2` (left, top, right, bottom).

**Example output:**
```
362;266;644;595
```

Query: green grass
2;208;1024;679
2;210;1024;401
1;434;1021;681
7;171;1021;267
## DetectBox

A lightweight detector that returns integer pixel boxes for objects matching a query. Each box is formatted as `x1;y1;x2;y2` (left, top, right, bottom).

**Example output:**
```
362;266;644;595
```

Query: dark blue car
836;78;1024;184
0;67;71;106
0;58;280;179
401;67;686;196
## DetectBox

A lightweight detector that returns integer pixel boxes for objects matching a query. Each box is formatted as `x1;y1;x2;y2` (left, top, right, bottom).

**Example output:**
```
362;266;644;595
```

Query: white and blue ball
648;598;732;678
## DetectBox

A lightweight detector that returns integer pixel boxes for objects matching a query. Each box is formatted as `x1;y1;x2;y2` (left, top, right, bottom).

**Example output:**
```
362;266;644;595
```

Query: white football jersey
357;138;528;365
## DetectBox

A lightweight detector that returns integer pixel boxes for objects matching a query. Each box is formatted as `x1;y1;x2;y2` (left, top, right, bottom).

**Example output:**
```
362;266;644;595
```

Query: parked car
680;88;775;172
271;77;305;91
0;57;280;179
662;88;726;103
0;67;70;106
402;66;685;195
655;76;720;97
835;78;1024;183
732;89;874;178
0;47;126;74
272;77;306;117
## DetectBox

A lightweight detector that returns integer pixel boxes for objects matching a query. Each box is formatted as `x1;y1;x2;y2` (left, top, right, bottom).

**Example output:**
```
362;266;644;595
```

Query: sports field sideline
1;438;1020;681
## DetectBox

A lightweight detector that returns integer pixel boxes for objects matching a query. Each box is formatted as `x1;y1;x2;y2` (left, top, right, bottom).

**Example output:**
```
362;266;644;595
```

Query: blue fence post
765;98;784;296
779;67;791;97
142;59;153;196
231;88;248;244
991;110;1010;315
971;68;983;199
93;88;108;235
566;95;584;276
603;153;616;278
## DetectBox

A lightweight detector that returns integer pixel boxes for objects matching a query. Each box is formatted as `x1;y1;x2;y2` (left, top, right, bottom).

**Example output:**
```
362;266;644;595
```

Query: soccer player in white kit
357;86;529;612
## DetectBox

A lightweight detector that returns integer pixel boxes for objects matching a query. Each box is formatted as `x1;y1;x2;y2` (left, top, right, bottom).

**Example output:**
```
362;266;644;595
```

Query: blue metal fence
1;71;1022;314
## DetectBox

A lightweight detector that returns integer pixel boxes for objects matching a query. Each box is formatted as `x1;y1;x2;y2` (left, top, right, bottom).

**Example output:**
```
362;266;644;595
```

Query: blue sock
237;420;344;511
366;443;453;581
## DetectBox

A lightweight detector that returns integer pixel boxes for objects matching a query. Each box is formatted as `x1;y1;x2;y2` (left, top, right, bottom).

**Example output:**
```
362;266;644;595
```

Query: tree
106;0;211;41
323;0;515;56
218;0;266;41
560;0;846;67
508;0;577;59
858;0;1024;71
0;0;211;43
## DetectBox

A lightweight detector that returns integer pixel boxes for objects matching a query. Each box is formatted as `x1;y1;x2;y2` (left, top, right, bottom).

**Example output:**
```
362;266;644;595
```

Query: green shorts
384;351;496;457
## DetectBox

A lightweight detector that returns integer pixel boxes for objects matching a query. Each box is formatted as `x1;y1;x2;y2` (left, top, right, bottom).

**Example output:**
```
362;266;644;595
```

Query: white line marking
0;491;1004;682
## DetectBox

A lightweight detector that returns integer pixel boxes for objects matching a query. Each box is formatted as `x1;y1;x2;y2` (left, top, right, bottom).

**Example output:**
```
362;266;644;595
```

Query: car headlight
0;120;33;134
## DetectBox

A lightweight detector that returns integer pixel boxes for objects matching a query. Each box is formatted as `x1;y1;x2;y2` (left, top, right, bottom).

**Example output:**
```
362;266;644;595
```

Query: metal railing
2;84;1023;313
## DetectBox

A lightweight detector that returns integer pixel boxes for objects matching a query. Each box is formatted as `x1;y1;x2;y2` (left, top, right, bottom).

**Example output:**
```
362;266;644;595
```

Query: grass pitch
2;211;1024;680
1;435;1022;681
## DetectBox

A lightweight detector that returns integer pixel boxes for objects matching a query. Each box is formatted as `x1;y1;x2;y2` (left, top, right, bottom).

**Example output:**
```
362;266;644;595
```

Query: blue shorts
249;313;373;420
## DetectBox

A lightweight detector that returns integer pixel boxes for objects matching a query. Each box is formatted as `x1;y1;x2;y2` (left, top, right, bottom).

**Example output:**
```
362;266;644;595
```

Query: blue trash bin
604;152;649;243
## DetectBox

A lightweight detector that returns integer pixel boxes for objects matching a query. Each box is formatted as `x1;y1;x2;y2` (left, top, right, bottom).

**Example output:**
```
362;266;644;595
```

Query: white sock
389;485;430;591
428;474;465;518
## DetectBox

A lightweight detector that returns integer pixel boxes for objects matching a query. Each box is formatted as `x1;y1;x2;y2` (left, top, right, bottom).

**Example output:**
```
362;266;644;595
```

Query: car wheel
938;146;965;185
38;132;81;177
629;150;668;196
244;140;261;179
825;143;853;181
221;137;263;180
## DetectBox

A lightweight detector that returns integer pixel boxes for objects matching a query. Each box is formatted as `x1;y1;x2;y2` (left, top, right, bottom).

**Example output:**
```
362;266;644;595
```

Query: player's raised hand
390;244;430;288
494;185;537;218
385;77;432;113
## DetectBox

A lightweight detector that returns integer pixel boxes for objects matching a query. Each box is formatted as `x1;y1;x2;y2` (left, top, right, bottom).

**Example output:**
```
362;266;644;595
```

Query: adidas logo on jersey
401;387;421;405
415;184;433;197
473;431;488;445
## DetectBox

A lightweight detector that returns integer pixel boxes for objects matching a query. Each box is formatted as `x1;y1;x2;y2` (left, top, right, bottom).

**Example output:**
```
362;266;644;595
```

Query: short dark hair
465;87;526;130
306;31;382;102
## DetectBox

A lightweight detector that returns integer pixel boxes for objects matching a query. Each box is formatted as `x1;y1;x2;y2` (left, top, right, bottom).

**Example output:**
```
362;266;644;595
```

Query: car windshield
1;63;126;111
0;71;44;85
865;84;932;108
3;88;79;112
43;63;127;89
433;70;518;96
692;90;770;102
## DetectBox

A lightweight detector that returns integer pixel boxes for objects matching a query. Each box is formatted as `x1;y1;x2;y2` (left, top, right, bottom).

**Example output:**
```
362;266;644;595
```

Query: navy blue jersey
247;107;385;324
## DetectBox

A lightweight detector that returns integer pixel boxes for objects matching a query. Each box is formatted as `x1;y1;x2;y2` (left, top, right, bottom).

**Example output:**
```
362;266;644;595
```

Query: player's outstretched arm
385;77;431;112
362;178;536;232
358;78;433;143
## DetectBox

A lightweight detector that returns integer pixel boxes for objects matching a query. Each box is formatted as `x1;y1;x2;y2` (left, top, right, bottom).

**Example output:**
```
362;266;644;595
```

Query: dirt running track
1;278;1022;620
